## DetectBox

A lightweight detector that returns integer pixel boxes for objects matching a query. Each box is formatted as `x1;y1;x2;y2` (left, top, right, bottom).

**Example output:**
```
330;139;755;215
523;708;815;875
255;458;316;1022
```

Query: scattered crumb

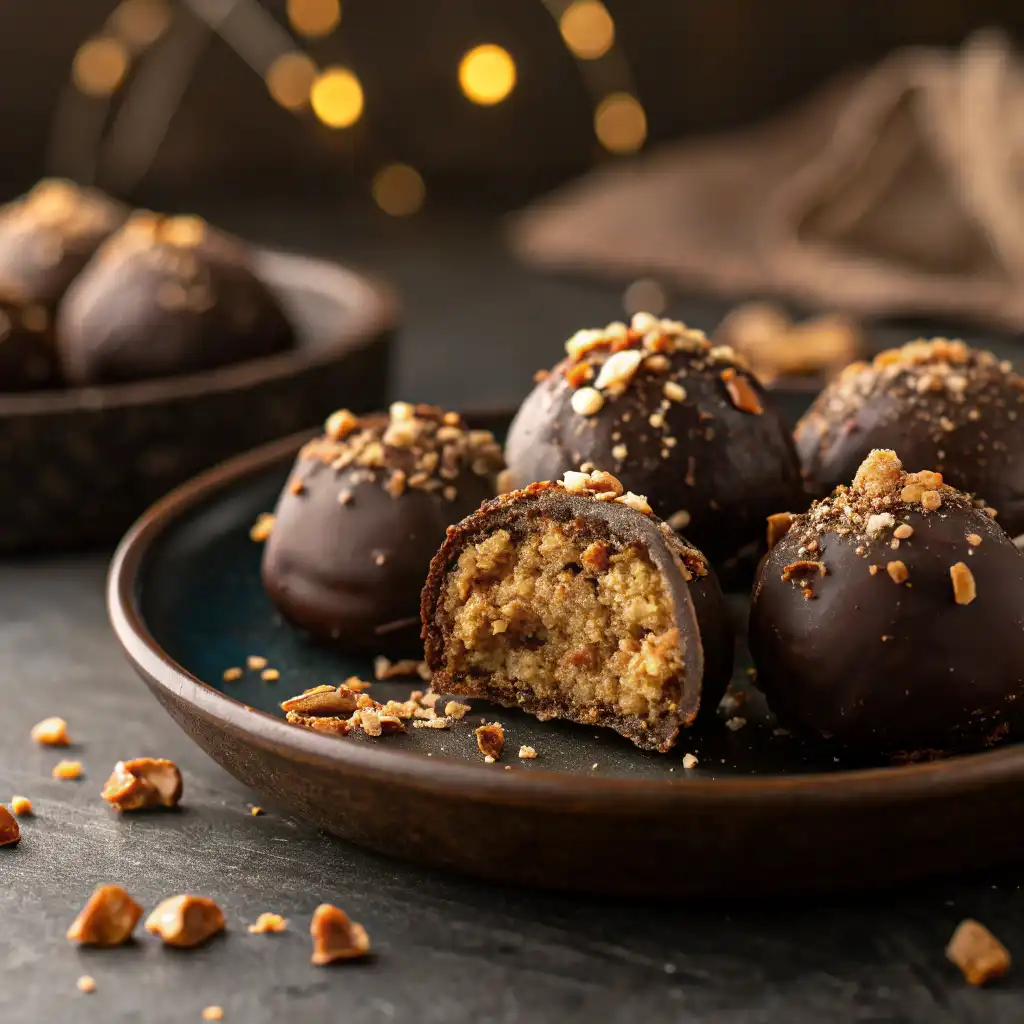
886;560;909;585
10;796;32;816
444;701;471;720
894;523;914;540
0;806;20;846
77;976;96;994
682;753;698;769
947;919;1010;986
310;904;371;965
261;668;280;682
967;533;982;546
950;562;977;605
202;1007;224;1021
484;755;495;764
248;912;287;934
474;722;505;761
31;717;70;746
246;656;268;671
518;745;537;759
222;667;243;682
67;885;143;946
590;763;599;770
145;895;225;948
102;757;182;811
725;717;747;732
52;760;83;780
250;806;263;816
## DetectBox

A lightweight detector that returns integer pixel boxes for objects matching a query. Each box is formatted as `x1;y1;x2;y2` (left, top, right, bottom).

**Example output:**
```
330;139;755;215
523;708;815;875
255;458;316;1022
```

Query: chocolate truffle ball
796;339;1024;537
0;291;60;391
57;213;295;385
504;312;805;567
749;449;1024;756
262;403;504;654
422;469;733;752
0;179;124;309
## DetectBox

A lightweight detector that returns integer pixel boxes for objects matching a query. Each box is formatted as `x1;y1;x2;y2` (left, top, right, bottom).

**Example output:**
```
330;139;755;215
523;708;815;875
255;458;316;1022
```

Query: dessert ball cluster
504;312;805;565
750;450;1024;755
262;403;504;655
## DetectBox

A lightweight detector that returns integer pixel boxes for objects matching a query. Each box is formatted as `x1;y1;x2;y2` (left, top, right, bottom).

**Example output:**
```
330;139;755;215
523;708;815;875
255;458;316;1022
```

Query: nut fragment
720;368;763;415
246;655;267;671
31;716;69;746
101;757;183;812
682;753;698;769
570;387;604;416
76;976;96;994
67;885;143;946
248;912;287;934
0;805;20;846
893;524;914;540
766;512;794;549
310;903;371;965
475;722;505;761
950;562;977;605
52;760;83;780
886;561;909;585
518;745;537;759
10;796;31;817
946;919;1010;986
145;895;225;948
280;684;361;716
222;667;243;682
615;491;652;514
444;701;471;720
249;513;275;542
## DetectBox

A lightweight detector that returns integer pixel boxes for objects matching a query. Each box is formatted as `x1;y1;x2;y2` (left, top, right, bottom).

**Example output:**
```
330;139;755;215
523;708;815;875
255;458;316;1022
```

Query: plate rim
107;426;1024;812
0;248;399;415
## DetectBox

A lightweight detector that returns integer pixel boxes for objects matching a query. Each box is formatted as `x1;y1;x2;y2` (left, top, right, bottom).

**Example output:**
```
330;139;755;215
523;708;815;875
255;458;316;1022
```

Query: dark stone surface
4;205;1024;1022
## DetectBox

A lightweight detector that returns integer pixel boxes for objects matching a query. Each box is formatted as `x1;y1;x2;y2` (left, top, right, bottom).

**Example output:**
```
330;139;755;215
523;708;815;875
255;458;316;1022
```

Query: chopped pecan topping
310;903;371;965
570;386;604;416
518;745;538;759
0;805;20;846
852;449;903;497
52;760;83;780
222;666;243;682
474;722;505;761
145;895;225;948
950;562;977;605
894;524;914;540
946;919;1011;986
280;684;361;716
781;560;826;582
248;912;287;934
720;368;763;415
886;560;909;584
616;491;652;514
766;512;794;549
67;885;142;946
967;533;982;546
444;701;471;720
30;716;69;746
101;757;183;812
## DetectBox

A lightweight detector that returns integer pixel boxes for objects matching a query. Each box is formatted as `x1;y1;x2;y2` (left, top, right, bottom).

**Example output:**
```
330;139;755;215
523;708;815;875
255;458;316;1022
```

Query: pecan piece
101;757;183;812
30;716;70;746
280;684;361;716
475;722;505;761
310;903;371;965
947;919;1010;986
145;895;225;948
67;885;143;946
0;805;20;846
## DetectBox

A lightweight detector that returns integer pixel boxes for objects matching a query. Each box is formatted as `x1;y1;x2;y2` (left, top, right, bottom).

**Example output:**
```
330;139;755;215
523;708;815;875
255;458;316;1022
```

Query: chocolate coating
504;313;805;568
750;450;1024;755
796;339;1024;537
0;179;124;309
422;476;734;752
262;405;503;655
0;293;60;391
57;213;294;385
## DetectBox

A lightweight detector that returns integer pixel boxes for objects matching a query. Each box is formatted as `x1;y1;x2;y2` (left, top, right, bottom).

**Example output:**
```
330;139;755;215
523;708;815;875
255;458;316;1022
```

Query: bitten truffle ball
57;213;295;384
749;449;1024;756
796;339;1024;537
0;179;124;309
504;312;805;567
422;469;734;752
262;403;505;654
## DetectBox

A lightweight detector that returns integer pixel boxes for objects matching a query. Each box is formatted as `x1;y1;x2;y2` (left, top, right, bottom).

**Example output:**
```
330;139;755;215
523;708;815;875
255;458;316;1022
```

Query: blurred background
2;0;1022;406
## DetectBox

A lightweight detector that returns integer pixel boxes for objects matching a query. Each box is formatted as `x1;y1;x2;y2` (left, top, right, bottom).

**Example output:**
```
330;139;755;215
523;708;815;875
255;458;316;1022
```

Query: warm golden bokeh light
559;0;615;60
72;38;130;98
458;44;516;105
594;92;647;153
265;52;318;110
111;0;171;50
287;0;341;39
372;164;426;217
623;278;666;317
310;66;364;128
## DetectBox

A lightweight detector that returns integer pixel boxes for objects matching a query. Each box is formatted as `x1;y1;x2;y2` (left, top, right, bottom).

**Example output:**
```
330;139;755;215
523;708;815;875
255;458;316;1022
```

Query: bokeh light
458;44;516;105
287;0;341;39
265;52;318;111
623;278;666;316
72;38;130;98
594;92;647;153
310;66;364;128
559;1;615;60
111;0;171;50
372;164;426;216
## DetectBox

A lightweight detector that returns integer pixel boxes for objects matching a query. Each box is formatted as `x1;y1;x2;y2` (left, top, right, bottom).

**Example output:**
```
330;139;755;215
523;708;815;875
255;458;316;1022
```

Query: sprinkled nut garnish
53;760;83;780
324;408;359;441
518;745;537;759
946;919;1010;986
0;806;20;846
288;478;305;496
886;561;909;584
10;796;31;817
894;524;914;540
101;757;183;812
202;1008;224;1022
67;885;143;946
720;368;763;415
280;684;361;716
594;349;643;393
246;655;267;671
967;533;982;546
248;912;287;934
145;895;225;948
261;668;280;682
668;509;692;532
921;490;943;511
781;560;826;583
663;380;686;402
222;667;243;682
475;722;505;761
77;976;96;994
31;716;69;746
249;513;275;542
616;491;652;514
865;512;895;535
950;562;977;605
766;512;793;549
682;753;698;768
310;904;371;965
570;387;605;416
444;701;471;720
852;449;903;497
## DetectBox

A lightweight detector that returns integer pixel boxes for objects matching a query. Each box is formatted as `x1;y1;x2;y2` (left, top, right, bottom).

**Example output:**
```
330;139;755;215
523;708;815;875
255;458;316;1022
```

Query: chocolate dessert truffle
262;403;504;654
0;179;124;309
796;339;1024;537
57;213;294;385
421;470;733;752
503;312;805;566
749;449;1024;755
0;291;60;390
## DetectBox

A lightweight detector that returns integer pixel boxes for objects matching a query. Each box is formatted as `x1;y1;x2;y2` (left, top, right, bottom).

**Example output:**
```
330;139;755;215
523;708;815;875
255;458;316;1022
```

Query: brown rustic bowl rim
0;248;398;415
108;424;1024;813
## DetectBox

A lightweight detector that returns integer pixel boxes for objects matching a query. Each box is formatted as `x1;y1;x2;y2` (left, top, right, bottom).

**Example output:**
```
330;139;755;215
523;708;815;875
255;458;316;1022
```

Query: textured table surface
2;204;1023;1024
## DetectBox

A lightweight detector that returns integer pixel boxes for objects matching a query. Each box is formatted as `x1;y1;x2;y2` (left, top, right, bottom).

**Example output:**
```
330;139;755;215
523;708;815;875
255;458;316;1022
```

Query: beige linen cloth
511;32;1024;330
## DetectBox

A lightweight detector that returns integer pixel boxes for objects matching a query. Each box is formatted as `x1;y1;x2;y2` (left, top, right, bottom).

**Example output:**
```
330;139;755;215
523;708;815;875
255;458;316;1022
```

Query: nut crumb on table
474;722;504;761
682;753;698;769
261;668;280;682
76;976;96;994
947;919;1011;986
246;655;268;671
518;745;537;759
31;716;70;746
52;760;83;780
67;885;142;946
222;667;243;682
310;903;371;965
10;795;32;816
248;912;287;934
101;757;182;811
0;805;20;846
145;894;225;948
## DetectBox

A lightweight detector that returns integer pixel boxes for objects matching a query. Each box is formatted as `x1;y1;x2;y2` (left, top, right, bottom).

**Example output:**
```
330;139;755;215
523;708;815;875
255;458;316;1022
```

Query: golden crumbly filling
441;522;684;720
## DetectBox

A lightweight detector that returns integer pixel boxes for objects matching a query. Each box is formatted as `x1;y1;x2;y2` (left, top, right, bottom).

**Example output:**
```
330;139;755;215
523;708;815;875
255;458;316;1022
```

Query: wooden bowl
108;412;1024;898
0;249;396;551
